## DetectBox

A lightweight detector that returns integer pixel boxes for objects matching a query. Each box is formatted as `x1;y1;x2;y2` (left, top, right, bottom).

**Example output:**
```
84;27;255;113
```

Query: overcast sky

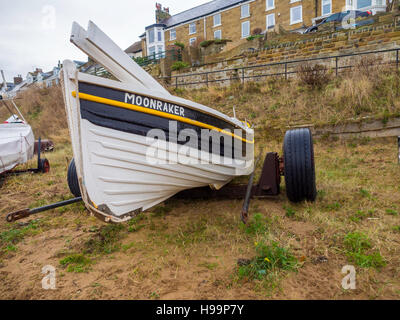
0;0;208;81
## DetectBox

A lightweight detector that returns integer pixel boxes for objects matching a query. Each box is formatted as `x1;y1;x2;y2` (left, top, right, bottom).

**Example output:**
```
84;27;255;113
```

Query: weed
284;206;296;218
343;232;385;268
237;241;298;280
241;213;267;235
0;220;41;254
198;262;218;270
149;291;160;299
386;209;398;216
359;188;371;198
59;253;92;273
392;226;400;233
84;224;125;254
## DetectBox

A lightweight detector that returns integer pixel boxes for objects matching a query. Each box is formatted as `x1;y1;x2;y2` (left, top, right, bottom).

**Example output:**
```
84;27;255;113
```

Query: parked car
304;10;372;34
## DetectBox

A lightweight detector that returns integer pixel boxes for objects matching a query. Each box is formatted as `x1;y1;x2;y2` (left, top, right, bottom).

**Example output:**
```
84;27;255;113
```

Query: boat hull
62;61;254;222
0;123;34;175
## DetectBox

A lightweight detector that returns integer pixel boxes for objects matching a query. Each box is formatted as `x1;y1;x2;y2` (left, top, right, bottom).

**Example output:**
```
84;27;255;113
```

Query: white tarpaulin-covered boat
61;21;254;223
0;95;34;175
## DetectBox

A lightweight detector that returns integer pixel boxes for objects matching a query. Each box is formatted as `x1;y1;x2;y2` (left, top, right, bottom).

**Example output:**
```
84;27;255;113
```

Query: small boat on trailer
61;21;255;223
0;94;50;183
0;94;34;175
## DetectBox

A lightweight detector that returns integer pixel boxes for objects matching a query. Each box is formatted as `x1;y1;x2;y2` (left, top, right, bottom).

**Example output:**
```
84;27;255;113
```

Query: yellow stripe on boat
72;91;254;144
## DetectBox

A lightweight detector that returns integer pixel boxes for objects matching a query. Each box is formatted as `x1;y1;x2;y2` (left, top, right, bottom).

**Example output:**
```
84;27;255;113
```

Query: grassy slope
0;76;399;299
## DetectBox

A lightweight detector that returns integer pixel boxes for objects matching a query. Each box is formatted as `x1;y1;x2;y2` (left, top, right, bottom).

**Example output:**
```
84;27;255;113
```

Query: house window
266;0;275;11
214;29;222;39
241;4;250;18
266;13;275;29
189;23;196;34
290;5;302;24
322;0;332;15
241;20;250;38
157;30;162;42
170;29;176;40
357;0;372;8
148;46;156;56
148;29;155;44
189;37;196;46
213;13;221;26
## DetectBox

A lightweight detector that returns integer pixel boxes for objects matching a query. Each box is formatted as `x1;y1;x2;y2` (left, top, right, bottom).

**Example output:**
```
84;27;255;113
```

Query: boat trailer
5;151;285;224
5;127;317;224
1;137;50;178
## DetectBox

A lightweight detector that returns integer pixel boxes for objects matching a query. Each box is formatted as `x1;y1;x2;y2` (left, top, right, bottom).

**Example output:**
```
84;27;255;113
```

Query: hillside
0;72;399;299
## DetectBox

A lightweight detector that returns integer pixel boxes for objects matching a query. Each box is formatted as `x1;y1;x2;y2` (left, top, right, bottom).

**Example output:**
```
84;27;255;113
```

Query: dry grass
174;66;400;138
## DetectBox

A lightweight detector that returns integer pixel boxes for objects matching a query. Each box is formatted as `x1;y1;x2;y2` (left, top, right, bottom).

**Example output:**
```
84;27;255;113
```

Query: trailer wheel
283;128;317;202
39;158;50;173
67;159;81;197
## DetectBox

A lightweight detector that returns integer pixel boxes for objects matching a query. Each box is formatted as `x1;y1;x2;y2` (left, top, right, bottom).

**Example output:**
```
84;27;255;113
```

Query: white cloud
0;0;207;81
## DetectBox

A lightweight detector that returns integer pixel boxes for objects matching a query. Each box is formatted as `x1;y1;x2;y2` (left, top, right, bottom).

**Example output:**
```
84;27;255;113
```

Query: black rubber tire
67;159;81;197
39;158;50;173
283;128;317;202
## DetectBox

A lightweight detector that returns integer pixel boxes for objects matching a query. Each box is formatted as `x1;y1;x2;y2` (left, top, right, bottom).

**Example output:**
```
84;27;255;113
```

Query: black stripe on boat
78;83;249;159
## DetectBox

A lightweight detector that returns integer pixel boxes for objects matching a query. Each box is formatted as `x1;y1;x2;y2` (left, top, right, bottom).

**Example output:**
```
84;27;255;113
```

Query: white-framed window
148;46;156;55
357;0;372;8
189;22;196;34
213;13;221;26
266;0;275;11
148;29;155;44
241;20;250;38
214;29;222;39
241;4;250;18
157;30;162;42
170;29;176;40
266;13;275;29
189;37;196;46
322;0;332;15
290;5;302;24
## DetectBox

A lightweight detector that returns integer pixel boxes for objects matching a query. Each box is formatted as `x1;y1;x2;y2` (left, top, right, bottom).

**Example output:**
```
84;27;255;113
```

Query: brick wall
163;0;345;53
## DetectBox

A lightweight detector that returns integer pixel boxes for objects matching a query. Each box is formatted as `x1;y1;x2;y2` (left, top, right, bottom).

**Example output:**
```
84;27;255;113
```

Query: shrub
297;63;330;88
246;34;263;41
200;40;214;48
174;41;185;50
171;61;189;71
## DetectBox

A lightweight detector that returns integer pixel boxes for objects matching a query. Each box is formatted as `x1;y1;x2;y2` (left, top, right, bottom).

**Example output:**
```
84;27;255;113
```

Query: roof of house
125;41;142;54
161;0;248;28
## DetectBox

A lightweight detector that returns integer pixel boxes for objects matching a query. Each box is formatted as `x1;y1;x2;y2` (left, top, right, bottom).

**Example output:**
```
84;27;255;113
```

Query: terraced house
141;0;387;55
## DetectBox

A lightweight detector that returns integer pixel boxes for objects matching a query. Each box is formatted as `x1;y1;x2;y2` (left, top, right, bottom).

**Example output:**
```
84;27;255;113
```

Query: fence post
335;56;338;77
285;62;287;80
175;77;178;89
396;49;399;70
206;73;209;87
242;68;245;84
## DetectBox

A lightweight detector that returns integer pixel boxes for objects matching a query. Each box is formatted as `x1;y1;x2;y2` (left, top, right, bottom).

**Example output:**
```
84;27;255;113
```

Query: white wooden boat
61;21;254;222
0;95;34;175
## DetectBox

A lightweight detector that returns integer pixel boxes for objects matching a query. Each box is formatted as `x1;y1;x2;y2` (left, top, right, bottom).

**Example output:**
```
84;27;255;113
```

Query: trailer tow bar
6;197;82;222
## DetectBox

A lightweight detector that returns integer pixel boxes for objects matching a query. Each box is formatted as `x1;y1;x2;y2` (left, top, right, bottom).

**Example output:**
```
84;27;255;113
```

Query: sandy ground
0;137;399;300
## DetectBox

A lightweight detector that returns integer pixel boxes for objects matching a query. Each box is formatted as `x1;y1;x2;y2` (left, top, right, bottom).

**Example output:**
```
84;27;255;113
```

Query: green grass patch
59;253;92;273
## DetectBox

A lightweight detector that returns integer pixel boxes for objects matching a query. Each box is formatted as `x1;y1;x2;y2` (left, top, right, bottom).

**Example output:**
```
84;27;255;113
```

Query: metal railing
159;47;400;88
135;49;182;66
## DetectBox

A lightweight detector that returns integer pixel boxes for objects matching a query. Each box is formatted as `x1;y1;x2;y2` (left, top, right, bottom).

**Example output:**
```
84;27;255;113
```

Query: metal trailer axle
6;197;82;222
